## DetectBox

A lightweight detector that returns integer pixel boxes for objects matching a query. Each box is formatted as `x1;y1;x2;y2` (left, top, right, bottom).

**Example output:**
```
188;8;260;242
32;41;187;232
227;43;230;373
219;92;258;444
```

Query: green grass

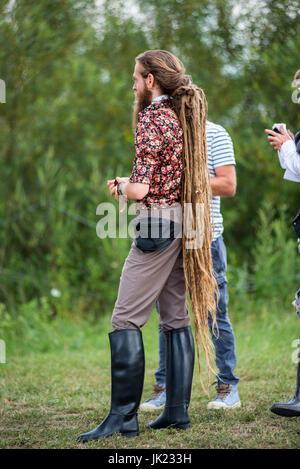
0;305;300;449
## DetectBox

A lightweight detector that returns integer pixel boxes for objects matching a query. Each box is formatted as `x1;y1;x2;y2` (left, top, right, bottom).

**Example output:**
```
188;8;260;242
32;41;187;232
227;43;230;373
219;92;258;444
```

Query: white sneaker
140;385;166;412
207;384;241;410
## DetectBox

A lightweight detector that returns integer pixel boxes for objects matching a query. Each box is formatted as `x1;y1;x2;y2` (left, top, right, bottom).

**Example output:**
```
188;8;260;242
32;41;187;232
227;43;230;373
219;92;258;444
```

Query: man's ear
146;73;155;90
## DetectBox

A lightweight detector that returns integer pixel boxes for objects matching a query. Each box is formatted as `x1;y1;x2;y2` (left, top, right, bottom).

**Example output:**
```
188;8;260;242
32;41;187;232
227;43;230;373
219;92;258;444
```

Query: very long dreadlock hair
136;50;218;391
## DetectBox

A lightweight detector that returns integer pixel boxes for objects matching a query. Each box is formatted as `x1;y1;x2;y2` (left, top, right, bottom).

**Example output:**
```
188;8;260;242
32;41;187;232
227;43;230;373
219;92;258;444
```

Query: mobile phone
267;128;280;136
272;123;287;134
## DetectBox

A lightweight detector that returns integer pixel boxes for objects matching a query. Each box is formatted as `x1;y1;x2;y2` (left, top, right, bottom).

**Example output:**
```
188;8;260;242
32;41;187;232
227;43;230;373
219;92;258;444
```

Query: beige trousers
111;237;190;331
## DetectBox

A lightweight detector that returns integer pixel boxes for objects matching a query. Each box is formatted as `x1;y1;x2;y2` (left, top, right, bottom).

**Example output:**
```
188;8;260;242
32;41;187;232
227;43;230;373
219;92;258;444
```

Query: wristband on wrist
117;182;128;198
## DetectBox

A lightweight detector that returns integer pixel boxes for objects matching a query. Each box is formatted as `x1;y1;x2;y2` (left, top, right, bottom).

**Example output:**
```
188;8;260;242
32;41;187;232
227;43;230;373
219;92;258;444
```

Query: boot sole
147;422;191;430
121;431;139;438
171;423;191;430
77;430;139;442
270;407;300;417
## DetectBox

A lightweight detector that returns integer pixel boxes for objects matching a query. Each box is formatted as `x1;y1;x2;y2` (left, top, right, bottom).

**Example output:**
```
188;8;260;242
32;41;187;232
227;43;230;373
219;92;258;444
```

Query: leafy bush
228;204;299;321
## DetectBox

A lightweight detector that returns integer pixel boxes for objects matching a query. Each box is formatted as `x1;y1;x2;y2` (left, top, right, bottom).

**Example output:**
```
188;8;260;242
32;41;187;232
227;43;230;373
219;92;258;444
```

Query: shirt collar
151;94;169;104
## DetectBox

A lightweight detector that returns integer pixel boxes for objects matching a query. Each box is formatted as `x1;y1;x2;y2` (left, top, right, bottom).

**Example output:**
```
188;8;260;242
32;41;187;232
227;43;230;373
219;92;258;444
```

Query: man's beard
132;88;152;130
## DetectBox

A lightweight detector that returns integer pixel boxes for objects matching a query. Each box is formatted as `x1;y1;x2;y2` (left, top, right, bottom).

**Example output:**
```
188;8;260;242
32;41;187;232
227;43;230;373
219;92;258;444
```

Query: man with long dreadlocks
77;50;217;442
141;120;240;412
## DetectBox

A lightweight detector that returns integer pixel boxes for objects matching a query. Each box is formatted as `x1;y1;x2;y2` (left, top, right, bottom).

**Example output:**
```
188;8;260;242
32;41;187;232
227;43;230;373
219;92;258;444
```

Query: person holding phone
264;68;300;417
264;69;300;181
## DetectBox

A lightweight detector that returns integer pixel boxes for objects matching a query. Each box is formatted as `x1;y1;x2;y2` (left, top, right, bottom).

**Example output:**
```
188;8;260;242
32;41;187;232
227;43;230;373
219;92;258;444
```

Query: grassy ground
0;306;300;449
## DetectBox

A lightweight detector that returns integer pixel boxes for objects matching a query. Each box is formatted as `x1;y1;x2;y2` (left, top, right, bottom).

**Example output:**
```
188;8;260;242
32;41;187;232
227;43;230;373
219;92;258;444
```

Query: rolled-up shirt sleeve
129;118;162;185
278;140;300;182
211;127;236;168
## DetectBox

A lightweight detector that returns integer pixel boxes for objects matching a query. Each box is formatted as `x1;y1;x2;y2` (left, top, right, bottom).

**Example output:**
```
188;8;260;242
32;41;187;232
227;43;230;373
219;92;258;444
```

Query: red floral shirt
129;99;183;209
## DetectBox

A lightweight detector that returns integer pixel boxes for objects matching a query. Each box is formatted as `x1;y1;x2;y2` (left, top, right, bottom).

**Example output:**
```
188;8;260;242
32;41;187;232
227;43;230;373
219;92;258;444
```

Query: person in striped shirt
140;120;241;410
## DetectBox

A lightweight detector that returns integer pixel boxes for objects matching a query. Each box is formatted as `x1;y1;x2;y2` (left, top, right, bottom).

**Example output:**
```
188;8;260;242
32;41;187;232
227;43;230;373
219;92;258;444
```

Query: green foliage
0;295;112;355
1;307;300;448
0;0;299;316
227;204;299;321
252;204;298;302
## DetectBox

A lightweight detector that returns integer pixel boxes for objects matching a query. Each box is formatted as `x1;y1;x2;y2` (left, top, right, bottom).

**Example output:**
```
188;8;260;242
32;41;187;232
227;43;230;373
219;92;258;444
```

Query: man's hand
107;177;130;201
107;177;130;212
107;179;117;198
264;125;292;151
107;177;149;203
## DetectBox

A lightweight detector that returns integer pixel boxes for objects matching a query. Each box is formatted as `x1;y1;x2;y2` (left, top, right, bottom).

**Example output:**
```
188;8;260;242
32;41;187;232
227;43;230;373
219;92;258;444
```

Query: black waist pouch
134;216;181;252
293;210;300;238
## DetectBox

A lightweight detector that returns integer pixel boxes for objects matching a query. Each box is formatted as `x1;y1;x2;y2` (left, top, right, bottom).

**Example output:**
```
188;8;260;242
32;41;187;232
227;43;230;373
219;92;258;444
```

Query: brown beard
132;87;152;130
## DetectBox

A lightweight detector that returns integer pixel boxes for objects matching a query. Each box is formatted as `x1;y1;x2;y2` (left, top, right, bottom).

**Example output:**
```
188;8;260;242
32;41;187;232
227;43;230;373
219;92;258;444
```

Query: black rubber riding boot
77;329;145;442
270;345;300;417
146;326;195;430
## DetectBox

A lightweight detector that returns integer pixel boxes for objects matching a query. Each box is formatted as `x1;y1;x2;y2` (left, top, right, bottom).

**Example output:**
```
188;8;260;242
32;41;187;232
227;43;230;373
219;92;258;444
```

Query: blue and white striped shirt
206;120;236;240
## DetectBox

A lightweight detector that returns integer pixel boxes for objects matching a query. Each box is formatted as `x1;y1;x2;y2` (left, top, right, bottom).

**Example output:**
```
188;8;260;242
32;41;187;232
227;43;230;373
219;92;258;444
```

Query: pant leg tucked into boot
77;329;145;442
146;326;194;430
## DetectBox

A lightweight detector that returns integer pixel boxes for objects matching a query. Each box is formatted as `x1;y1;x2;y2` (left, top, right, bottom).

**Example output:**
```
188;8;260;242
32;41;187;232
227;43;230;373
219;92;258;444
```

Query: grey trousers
111;237;190;331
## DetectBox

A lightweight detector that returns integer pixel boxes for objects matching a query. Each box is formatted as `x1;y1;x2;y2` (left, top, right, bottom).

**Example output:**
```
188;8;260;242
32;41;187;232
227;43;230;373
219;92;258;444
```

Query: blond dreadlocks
136;50;218;390
172;84;219;390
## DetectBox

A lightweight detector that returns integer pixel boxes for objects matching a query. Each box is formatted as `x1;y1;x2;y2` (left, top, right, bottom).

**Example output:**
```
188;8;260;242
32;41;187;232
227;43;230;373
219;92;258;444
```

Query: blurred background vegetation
0;0;299;329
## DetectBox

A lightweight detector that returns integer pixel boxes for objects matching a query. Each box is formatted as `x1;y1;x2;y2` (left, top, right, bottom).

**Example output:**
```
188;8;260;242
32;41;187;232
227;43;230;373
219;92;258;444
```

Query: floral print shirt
129;99;183;209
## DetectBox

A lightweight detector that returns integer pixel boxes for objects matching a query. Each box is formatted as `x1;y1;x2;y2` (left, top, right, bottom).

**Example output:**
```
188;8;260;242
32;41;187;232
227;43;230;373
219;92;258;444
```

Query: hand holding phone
272;123;288;135
264;123;291;151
